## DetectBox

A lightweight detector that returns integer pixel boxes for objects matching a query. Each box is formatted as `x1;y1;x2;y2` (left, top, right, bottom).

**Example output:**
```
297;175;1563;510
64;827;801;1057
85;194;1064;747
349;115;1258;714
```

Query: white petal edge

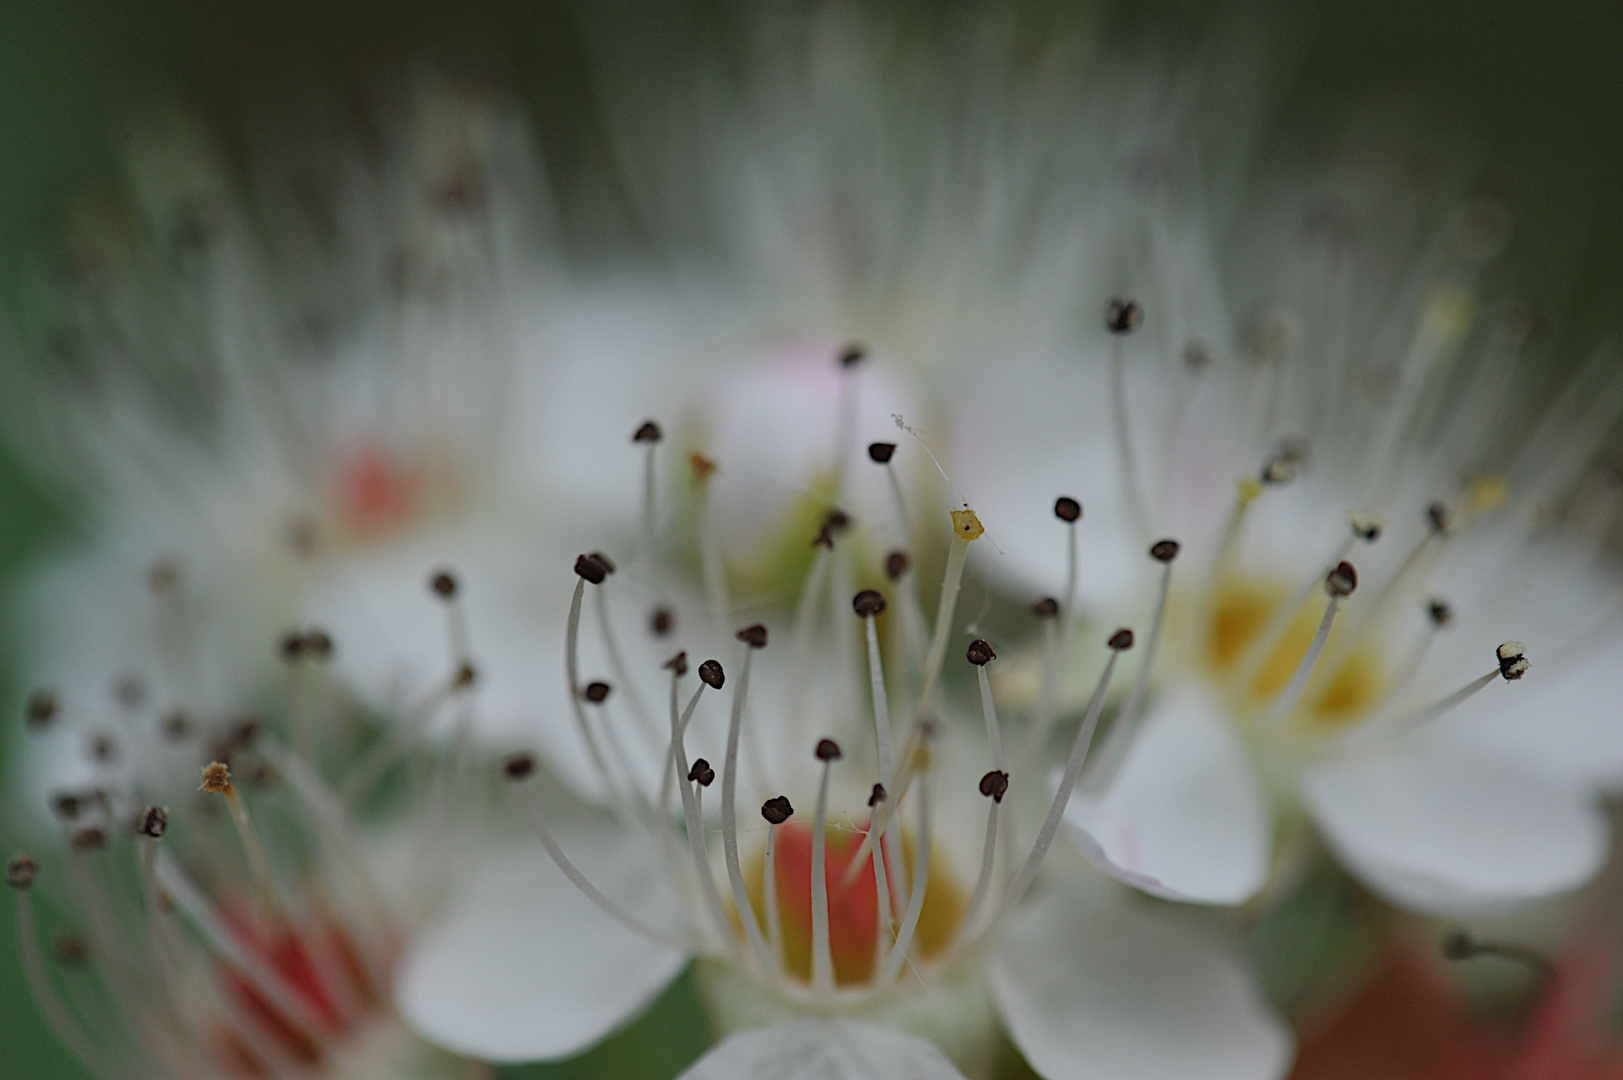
678;1019;969;1080
989;861;1292;1080
1300;738;1608;917
1064;690;1271;904
395;828;688;1062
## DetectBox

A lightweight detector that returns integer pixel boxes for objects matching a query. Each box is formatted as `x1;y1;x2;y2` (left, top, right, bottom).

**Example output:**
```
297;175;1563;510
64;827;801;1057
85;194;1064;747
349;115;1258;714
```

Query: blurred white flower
962;131;1623;917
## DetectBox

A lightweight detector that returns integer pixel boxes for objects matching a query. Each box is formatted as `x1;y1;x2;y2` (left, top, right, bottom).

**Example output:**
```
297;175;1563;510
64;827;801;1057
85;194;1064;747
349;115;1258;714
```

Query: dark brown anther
162;711;191;741
824;511;852;535
88;735;119;765
1348;512;1385;543
651;606;676;637
503;752;536;781
761;796;794;825
979;770;1011;803
633;420;663;444
966;639;997;666
584;682;612;704
868;783;887;808
698;660;726;690
50;793;82;820
574;553;610;585
1260;454;1297;486
1427;599;1454;628
53;935;89;967
1106;298;1143;334
279;630;306;661
1497;642;1530;681
148;558;181;595
868;442;897;464
71;828;106;853
664;652;689;678
452;663;479;690
885;551;911;581
853;590;887;617
1032;597;1061;619
228;717;260;749
304;629;333;659
1325;561;1358;598
1149;539;1181;563
1108;628;1136;651
812;524;836;549
138;805;169;840
1054;496;1082;523
1428;502;1456;535
838;342;868;367
689;452;718;482
6;855;37;890
688;759;715;787
736;624;769;649
589;552;617;575
200;762;232;795
431;570;459;598
815;738;843;762
24;690;58;731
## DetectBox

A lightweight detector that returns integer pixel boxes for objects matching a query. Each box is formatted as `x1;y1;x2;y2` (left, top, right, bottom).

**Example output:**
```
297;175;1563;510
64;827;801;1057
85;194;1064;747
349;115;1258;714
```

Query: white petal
395;824;688;1062
678;1020;968;1080
1064;690;1271;904
1301;738;1608;916
989;861;1292;1080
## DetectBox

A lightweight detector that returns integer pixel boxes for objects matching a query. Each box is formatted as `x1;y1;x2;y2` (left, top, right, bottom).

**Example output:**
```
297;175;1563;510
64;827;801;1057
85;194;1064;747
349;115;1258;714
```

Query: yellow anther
1466;475;1510;518
950;508;984;542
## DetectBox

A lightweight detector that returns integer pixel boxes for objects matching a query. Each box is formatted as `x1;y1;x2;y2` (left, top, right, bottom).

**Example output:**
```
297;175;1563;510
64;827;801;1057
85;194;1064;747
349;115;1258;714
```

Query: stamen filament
917;530;971;718
1031;515;1080;753
877;772;931;987
668;680;735;952
1111;334;1151;539
719;650;772;973
764;822;782;973
1086;554;1173;791
958;794;1000;948
216;778;283;915
864;615;895;786
810;751;836;998
565;578;633;817
975;665;1006;773
594;586;662;743
1266;594;1344;724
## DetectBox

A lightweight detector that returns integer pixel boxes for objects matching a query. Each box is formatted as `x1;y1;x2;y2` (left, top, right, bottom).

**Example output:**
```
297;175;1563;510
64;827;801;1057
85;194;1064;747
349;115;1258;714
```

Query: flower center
742;819;965;988
1203;575;1387;730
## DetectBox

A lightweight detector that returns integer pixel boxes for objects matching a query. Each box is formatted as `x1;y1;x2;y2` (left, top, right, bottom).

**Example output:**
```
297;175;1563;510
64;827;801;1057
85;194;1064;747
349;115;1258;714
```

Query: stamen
565;569;633;818
833;342;866;495
760;797;793;973
810;738;842;998
876;768;931;988
957;772;1006;946
689;454;732;623
967;640;1004;771
866;784;895;966
633;420;662;559
1030;498;1083;755
1106;298;1150;538
990;628;1132;926
667;667;736;952
1387;643;1528;731
916;509;983;718
1266;562;1358;723
200;762;283;913
1215;477;1267;569
594;576;662;745
719;635;774;976
24;689;58;732
1085;539;1178;791
870;441;913;552
430;569;471;665
853;590;894;786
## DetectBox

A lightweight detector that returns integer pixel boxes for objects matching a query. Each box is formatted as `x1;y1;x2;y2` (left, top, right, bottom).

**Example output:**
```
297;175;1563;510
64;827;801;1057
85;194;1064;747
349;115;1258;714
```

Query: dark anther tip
71;828;106;853
761;796;794;825
868;442;897;464
1497;642;1530;681
1428;501;1456;535
454;663;479;689
1053;496;1082;523
1032;596;1060;619
1149;539;1181;563
304;629;333;659
824;510;852;534
1325;561;1358;598
838;342;868;367
663;652;689;678
812;525;836;549
979;769;1010;803
698;660;726;690
651;606;675;637
6;854;38;890
138;805;168;839
503;753;536;781
430;570;459;598
574;553;610;585
868;783;887;807
589;552;617;575
25;690;58;730
1105;297;1143;334
1427;599;1454;627
885;551;911;581
279;630;306;661
633;420;663;444
736;624;769;649
853;589;887;617
815;738;843;762
584;681;612;704
688;759;716;787
966;638;997;666
1108;628;1136;651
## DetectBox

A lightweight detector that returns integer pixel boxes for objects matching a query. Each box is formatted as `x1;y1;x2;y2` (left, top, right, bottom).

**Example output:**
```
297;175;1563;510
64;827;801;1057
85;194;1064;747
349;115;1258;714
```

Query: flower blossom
395;361;1291;1080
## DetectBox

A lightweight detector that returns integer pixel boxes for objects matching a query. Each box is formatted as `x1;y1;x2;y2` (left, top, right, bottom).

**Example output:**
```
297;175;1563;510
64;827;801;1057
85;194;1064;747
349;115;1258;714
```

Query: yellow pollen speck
950;508;984;541
1236;478;1264;505
1466;475;1509;518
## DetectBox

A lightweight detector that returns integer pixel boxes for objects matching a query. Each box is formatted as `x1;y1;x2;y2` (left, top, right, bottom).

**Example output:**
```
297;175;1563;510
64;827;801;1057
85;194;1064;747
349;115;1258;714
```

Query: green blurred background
0;2;1619;1077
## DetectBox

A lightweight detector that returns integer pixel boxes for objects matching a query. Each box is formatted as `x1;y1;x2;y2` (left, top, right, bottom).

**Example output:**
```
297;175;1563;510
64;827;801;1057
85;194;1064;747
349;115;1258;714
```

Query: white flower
960;130;1623;917
393;371;1291;1080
